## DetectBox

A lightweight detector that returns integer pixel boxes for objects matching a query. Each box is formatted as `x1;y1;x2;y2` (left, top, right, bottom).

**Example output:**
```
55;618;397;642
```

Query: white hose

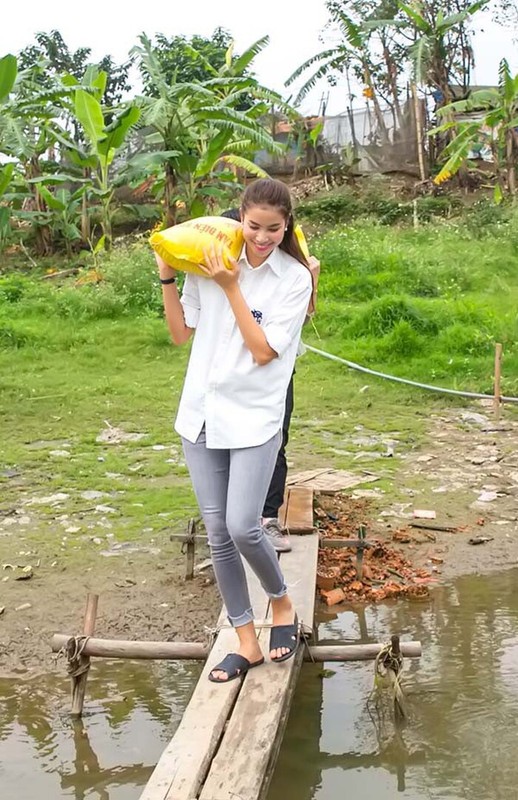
304;344;518;405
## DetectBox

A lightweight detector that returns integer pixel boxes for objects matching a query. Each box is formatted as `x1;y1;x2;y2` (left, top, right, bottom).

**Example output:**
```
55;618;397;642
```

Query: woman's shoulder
275;249;312;287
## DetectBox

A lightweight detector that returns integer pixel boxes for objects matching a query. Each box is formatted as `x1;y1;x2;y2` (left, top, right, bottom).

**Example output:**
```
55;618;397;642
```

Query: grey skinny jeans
182;427;287;627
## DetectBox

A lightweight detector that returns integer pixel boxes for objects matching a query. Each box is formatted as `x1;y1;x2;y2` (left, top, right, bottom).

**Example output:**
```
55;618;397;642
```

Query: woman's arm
306;255;321;319
154;254;194;345
225;284;278;366
201;246;277;366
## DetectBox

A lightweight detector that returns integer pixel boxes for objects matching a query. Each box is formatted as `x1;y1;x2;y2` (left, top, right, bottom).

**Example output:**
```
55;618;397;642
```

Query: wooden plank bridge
139;531;319;800
51;485;422;800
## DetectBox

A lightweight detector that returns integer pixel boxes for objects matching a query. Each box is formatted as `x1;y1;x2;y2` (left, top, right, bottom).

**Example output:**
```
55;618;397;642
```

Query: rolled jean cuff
227;606;254;628
267;583;288;600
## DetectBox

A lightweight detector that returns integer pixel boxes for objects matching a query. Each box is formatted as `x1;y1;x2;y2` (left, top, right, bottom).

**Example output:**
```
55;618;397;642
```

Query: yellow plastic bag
150;216;310;276
150;217;243;276
295;225;310;260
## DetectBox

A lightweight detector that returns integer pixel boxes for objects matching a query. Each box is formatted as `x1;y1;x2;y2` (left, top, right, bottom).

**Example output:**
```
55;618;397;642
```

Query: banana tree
0;53;17;103
26;181;84;257
0;56;21;249
71;70;140;248
0;55;74;255
131;34;284;225
0;162;15;249
0;52;16;249
430;59;518;196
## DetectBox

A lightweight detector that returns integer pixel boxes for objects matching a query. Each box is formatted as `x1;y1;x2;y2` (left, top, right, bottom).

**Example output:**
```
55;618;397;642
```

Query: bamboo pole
52;634;421;662
70;593;98;718
494;343;503;422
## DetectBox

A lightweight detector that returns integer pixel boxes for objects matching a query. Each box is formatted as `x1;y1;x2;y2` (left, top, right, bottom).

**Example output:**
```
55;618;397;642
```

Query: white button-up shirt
175;246;312;449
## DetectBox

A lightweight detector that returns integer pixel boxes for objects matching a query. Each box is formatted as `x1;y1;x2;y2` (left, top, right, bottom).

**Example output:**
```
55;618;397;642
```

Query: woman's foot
270;597;298;661
210;639;263;682
208;651;264;683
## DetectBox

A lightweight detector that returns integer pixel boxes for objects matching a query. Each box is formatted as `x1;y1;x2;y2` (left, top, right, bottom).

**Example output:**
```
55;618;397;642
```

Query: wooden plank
283;486;314;534
283;533;319;636
199;534;319;800
140;565;269;800
286;468;380;493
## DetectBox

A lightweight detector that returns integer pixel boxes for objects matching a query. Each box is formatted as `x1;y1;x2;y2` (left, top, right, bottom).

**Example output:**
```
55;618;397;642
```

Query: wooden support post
494;343;503;422
356;524;366;580
70;592;98;718
184;518;196;580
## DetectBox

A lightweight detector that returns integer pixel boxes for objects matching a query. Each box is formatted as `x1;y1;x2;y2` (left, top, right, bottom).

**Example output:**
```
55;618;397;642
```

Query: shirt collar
239;244;283;277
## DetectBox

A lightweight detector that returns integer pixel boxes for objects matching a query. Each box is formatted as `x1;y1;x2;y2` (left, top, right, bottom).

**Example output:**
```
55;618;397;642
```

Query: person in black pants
221;207;320;552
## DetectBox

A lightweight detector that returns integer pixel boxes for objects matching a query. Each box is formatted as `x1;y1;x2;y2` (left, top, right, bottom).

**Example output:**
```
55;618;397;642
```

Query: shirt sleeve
262;269;312;358
180;273;201;329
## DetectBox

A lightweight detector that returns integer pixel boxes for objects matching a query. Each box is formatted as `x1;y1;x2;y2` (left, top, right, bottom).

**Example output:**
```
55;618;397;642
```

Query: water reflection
2;570;518;800
0;659;201;800
58;720;153;800
268;568;518;800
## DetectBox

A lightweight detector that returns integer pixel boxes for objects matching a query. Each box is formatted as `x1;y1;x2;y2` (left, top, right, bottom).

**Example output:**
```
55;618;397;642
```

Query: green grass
2;212;518;553
306;218;518;396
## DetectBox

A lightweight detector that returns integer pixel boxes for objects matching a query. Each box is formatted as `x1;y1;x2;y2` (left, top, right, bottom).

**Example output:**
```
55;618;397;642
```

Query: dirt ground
2;402;518;677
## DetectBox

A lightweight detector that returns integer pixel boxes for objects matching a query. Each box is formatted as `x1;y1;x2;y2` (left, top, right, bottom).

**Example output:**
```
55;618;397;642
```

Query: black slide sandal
269;613;300;663
208;653;265;683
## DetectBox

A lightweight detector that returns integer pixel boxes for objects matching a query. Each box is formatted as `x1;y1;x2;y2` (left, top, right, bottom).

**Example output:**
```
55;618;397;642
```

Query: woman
155;179;312;683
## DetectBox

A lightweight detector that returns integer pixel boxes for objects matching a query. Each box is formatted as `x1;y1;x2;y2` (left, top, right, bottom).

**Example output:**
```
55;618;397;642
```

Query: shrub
349;295;439;338
0;320;31;348
0;274;30;304
297;193;361;224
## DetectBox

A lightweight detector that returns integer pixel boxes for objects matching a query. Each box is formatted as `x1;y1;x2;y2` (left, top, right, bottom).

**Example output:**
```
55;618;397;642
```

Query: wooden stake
70;593;98;718
494;343;503;422
185;518;196;580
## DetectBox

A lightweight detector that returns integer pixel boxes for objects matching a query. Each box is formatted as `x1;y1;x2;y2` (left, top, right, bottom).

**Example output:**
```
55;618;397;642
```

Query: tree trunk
164;162;177;228
101;201;112;250
27;157;53;256
506;127;516;195
411;83;427;181
81;168;91;245
383;44;404;130
363;62;391;146
345;65;359;159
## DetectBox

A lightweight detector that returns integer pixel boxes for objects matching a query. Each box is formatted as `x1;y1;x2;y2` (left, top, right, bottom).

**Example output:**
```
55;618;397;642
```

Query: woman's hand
201;244;240;290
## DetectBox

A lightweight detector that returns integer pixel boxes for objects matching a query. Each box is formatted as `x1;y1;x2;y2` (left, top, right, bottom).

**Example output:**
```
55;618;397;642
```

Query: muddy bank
2;404;518;677
0;543;219;677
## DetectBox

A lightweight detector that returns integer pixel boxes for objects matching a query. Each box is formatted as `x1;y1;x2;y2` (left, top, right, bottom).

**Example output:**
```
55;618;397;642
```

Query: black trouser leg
262;374;295;518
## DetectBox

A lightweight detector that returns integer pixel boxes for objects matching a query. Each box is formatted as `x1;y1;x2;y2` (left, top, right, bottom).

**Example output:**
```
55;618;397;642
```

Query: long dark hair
240;179;309;269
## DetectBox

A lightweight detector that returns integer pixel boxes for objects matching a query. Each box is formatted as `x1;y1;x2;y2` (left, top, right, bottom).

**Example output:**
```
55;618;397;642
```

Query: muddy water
268;568;518;800
2;570;518;800
0;661;202;800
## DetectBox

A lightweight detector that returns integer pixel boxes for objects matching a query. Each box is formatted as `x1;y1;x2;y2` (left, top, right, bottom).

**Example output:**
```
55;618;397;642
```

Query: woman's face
241;204;286;266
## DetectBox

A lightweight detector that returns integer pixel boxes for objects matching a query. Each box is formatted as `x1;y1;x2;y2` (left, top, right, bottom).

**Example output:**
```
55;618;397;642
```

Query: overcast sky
3;1;517;115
